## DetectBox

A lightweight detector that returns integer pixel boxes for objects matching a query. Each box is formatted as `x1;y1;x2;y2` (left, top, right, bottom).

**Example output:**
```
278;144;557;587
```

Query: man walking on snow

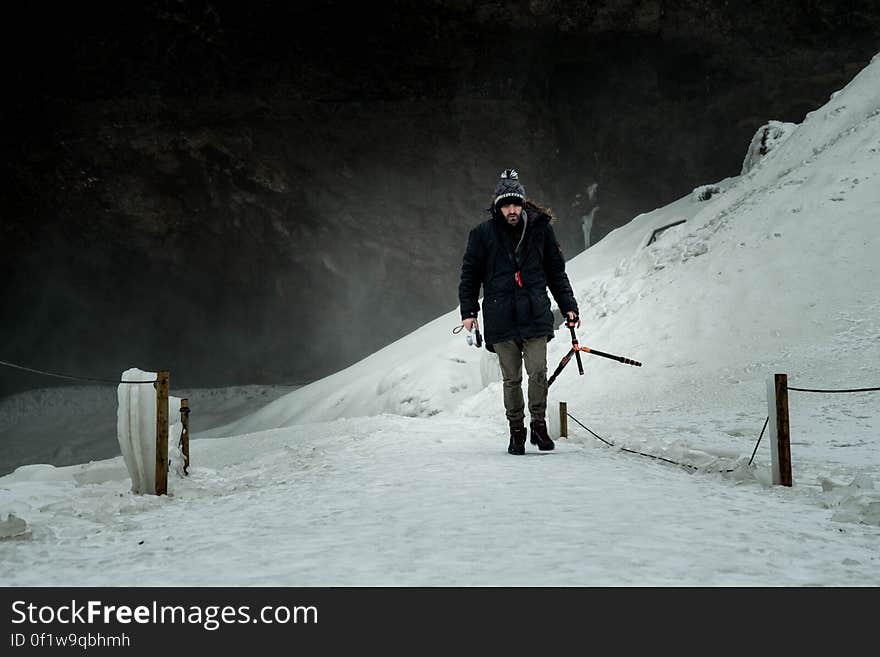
458;169;580;455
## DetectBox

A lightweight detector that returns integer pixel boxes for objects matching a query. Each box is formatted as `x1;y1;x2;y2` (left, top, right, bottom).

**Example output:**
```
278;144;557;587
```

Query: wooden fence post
766;373;792;486
559;401;568;438
155;370;170;495
180;398;190;476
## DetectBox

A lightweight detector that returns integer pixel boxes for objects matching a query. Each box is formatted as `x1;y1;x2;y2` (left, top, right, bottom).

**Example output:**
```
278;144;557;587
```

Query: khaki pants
494;337;548;428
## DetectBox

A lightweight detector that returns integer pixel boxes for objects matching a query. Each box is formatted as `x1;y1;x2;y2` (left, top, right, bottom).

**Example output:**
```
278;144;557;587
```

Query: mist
2;1;879;400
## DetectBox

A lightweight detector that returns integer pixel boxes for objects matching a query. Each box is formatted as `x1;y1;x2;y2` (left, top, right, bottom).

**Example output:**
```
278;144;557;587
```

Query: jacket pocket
529;290;551;319
483;293;512;330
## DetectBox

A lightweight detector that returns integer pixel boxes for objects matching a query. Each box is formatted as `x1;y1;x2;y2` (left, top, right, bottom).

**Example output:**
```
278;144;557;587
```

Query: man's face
500;203;523;225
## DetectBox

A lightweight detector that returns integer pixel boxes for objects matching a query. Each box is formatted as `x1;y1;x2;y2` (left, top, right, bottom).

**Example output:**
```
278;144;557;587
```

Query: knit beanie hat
493;168;526;209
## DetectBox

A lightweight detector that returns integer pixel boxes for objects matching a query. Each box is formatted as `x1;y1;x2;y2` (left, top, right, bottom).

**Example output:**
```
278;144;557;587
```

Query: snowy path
3;412;877;586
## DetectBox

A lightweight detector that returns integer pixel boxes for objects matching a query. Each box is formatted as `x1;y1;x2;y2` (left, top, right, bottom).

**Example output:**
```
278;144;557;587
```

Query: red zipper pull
515;271;523;288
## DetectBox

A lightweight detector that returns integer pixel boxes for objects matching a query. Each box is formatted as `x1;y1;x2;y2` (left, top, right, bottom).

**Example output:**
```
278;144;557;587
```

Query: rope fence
787;385;880;394
1;359;187;495
562;374;878;487
0;359;157;384
770;376;879;486
563;410;753;474
7;356;876;492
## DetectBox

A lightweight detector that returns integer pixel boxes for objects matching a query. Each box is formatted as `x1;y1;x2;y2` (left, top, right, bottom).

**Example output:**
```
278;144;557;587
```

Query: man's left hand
566;311;581;329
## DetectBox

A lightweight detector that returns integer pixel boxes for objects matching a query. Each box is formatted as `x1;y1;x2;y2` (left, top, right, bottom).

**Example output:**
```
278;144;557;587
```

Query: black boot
508;426;527;455
530;418;555;451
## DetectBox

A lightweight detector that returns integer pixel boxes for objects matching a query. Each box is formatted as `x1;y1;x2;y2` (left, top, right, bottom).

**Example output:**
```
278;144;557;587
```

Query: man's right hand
462;317;478;332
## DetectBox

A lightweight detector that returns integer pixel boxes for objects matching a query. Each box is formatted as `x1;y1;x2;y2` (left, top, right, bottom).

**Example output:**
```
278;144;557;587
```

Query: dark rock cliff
2;1;878;395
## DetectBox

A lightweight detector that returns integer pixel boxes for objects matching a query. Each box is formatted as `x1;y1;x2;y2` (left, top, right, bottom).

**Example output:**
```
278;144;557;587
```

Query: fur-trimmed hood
486;199;555;225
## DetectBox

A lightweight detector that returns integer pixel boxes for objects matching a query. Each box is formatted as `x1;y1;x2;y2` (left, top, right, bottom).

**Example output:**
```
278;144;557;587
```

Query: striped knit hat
493;168;526;209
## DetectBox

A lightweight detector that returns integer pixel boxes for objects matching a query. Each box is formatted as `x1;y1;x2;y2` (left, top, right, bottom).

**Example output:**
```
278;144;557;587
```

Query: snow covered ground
1;53;879;586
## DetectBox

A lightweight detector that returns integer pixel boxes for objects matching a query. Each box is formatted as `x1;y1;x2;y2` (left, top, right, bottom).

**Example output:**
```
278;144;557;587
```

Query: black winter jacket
458;202;579;352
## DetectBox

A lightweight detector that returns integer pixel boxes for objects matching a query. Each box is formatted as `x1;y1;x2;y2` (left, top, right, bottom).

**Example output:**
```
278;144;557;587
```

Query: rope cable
0;360;157;384
787;385;880;394
748;416;769;466
565;411;747;473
